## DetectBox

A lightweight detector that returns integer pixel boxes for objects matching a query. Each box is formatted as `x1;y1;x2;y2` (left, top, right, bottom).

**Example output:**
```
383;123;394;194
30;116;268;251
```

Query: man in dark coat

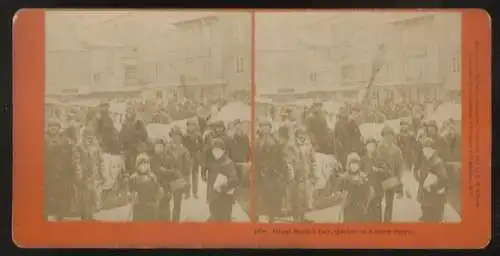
376;125;405;223
411;106;425;135
334;107;363;167
228;119;250;183
120;105;149;174
423;120;450;162
363;138;384;222
397;118;419;172
206;138;239;222
45;119;76;220
418;137;449;222
196;106;209;135
182;119;204;198
305;101;329;154
255;119;288;223
95;103;121;154
164;126;193;220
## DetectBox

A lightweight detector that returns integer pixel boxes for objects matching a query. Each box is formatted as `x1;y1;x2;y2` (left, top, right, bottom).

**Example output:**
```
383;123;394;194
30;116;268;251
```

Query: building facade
255;22;303;95
170;12;251;101
298;13;462;104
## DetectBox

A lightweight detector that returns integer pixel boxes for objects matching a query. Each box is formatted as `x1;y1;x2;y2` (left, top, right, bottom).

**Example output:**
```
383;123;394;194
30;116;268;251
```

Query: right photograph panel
253;11;462;224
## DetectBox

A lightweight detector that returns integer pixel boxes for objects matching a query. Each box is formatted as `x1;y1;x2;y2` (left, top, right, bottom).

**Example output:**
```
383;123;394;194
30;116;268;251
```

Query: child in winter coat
129;153;164;221
207;138;239;222
339;152;374;223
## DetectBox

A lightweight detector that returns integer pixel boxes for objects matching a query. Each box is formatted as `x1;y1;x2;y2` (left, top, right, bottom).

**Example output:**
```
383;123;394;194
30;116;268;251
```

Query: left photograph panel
44;10;253;223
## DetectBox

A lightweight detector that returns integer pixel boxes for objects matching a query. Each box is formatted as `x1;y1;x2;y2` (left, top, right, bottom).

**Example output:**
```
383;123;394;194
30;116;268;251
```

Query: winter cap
424;120;438;129
346;152;361;165
99;101;110;109
153;138;165;146
400;118;411;126
421;137;436;149
278;125;290;138
338;107;349;118
169;125;183;138
380;124;395;137
312;99;322;106
135;153;150;166
47;118;61;128
211;138;226;150
364;137;379;146
258;118;272;127
82;127;95;137
295;125;308;135
186;118;198;126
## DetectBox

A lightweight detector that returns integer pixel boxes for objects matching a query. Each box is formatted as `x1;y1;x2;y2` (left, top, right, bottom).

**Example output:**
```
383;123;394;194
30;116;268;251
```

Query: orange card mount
12;9;491;248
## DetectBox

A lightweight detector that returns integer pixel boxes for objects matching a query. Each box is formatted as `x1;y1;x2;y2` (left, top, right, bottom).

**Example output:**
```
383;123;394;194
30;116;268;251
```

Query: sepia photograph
44;10;252;222
253;12;462;223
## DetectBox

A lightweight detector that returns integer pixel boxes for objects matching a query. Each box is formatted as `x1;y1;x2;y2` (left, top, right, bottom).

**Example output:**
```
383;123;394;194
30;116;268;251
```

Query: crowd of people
45;96;251;222
254;98;460;223
45;92;459;224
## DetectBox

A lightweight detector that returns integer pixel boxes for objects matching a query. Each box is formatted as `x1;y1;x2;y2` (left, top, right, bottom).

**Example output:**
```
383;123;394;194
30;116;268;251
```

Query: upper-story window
309;72;318;83
341;64;355;82
236;57;244;73
451;54;461;73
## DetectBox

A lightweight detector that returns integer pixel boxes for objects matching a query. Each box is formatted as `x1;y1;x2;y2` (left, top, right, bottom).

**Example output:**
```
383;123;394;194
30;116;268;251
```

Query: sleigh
234;153;345;222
